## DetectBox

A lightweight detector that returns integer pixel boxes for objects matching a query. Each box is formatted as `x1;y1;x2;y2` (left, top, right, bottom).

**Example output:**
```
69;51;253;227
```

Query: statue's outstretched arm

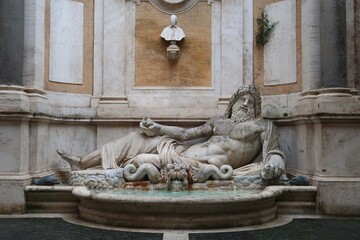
140;117;214;141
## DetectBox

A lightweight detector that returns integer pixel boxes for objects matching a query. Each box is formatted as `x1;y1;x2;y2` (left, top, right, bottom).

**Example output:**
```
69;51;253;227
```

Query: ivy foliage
256;9;278;46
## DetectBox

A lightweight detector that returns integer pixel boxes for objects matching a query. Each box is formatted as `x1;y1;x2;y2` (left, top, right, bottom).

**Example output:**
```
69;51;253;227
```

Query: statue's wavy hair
224;85;262;119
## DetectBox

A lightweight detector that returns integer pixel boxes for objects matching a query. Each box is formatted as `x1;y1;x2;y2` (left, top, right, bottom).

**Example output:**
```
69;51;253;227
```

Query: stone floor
1;214;360;240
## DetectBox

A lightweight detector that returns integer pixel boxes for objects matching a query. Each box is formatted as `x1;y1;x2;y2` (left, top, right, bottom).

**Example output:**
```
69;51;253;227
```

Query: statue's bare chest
212;119;234;135
213;119;263;141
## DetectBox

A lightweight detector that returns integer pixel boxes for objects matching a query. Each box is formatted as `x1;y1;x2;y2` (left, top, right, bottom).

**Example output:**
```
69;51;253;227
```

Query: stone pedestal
278;88;360;215
166;41;180;60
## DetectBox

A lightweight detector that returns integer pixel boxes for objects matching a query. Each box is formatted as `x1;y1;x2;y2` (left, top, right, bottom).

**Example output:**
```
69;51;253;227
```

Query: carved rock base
69;169;124;189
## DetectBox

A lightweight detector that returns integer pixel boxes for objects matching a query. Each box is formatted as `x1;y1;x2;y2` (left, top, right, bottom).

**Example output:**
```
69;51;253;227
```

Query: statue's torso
181;118;265;169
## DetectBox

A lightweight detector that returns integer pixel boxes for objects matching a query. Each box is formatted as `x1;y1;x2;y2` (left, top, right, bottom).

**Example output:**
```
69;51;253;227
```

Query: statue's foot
57;149;81;171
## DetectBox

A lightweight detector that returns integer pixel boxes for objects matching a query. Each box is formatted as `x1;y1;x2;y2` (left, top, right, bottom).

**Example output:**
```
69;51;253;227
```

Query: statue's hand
261;154;285;180
140;117;161;137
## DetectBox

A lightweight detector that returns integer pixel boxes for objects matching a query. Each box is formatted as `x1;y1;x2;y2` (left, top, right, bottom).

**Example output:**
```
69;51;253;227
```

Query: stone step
24;186;78;213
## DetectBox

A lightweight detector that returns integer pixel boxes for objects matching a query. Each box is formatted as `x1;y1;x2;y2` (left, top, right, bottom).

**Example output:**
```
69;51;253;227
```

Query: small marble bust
160;14;185;41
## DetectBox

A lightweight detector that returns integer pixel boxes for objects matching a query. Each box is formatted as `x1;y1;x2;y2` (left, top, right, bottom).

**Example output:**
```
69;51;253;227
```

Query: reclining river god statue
58;85;287;185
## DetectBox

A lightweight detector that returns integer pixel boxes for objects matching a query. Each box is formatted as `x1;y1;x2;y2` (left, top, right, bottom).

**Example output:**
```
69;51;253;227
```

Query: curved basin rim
72;186;283;203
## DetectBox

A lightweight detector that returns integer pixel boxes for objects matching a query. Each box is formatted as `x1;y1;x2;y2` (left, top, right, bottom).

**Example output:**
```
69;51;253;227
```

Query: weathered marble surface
149;0;199;14
0;0;360;217
264;0;297;86
49;0;83;84
160;15;185;41
59;86;287;191
72;185;282;229
70;169;124;189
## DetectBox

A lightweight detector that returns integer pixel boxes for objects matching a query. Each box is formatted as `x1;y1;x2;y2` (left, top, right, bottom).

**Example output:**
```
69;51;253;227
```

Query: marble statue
160;14;185;41
58;85;286;184
160;14;185;59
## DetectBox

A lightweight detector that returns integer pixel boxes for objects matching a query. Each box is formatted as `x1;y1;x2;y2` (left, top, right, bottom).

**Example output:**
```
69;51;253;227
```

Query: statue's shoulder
254;118;275;130
209;115;224;124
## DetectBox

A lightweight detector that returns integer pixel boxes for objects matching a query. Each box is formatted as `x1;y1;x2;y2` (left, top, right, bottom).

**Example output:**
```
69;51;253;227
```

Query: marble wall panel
0;182;26;213
253;0;302;95
49;0;84;84
319;123;360;176
316;181;360;215
278;117;360;180
44;0;94;94
279;123;316;175
264;0;297;86
0;121;29;174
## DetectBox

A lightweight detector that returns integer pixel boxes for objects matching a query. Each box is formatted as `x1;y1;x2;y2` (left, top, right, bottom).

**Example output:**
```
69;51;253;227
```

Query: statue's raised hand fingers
141;117;153;128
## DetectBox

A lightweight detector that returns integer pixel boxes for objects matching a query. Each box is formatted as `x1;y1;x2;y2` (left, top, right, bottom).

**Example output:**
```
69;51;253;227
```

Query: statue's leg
57;149;81;170
58;132;162;170
123;154;161;169
57;149;101;170
101;132;162;169
78;133;160;170
79;150;101;169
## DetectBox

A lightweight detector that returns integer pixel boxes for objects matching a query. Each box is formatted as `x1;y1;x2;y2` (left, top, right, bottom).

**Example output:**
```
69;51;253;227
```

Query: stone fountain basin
72;186;283;229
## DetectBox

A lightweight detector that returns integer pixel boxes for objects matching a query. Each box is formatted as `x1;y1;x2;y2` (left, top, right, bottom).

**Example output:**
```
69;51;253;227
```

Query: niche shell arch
149;0;199;14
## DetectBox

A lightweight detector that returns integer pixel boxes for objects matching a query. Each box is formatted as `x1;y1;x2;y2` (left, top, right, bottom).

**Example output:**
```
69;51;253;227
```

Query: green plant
256;9;278;46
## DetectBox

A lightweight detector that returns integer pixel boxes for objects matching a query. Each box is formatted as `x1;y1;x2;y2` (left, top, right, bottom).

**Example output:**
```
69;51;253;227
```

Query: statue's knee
128;131;142;139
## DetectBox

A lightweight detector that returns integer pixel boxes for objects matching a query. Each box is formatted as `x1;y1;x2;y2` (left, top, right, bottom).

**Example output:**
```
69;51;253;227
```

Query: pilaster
101;0;135;104
320;0;347;88
0;0;25;86
220;0;244;98
23;0;46;90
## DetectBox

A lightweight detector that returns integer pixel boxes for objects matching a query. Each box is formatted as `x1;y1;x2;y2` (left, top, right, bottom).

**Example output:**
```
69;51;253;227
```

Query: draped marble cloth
233;120;285;176
100;133;202;171
99;120;283;176
100;133;161;169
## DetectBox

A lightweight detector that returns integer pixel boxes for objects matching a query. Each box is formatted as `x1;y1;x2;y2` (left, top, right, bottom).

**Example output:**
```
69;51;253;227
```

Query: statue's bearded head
224;85;261;122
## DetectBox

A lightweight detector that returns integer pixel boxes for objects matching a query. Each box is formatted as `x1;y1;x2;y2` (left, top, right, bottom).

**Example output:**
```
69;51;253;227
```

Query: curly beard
230;107;255;123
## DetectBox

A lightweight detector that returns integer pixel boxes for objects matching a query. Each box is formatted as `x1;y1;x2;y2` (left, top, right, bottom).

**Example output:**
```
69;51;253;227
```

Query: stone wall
253;0;303;95
135;1;211;87
44;0;94;94
0;0;360;215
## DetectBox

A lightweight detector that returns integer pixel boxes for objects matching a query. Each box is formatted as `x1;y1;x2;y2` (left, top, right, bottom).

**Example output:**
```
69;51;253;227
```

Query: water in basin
94;188;261;197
